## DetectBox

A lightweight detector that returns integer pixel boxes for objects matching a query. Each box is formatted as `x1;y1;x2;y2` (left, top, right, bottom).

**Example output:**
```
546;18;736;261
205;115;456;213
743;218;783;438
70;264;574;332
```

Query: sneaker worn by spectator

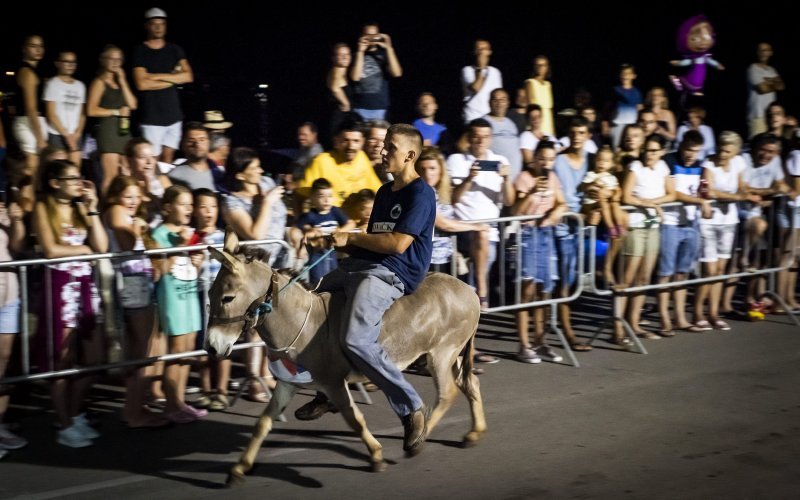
516;346;542;364
58;425;93;448
402;406;427;456
0;424;28;450
535;345;563;363
73;413;100;439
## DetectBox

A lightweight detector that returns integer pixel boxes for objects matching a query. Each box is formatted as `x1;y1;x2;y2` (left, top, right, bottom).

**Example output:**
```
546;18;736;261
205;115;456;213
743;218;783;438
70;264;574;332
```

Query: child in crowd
192;188;231;411
513;141;566;364
581;146;627;238
148;185;207;424
104;176;167;428
290;178;354;284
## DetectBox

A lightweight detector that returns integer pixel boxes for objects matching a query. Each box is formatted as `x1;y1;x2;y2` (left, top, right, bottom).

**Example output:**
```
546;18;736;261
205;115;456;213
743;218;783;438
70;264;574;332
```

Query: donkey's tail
460;330;477;392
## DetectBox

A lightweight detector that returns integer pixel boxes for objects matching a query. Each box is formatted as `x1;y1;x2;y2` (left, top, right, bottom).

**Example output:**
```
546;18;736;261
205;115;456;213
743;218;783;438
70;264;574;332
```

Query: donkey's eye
222;296;235;304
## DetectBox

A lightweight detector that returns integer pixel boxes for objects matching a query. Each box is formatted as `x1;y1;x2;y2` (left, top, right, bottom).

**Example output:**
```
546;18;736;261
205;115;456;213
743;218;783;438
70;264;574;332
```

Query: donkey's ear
209;246;239;272
223;226;239;254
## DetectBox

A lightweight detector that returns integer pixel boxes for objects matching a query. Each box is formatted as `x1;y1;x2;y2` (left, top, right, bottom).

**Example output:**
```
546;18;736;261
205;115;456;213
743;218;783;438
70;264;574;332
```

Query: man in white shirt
446;118;514;311
461;40;503;123
747;43;784;138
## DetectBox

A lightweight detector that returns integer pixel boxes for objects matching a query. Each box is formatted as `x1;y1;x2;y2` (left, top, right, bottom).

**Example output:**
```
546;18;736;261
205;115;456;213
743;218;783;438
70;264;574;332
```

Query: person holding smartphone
350;23;402;121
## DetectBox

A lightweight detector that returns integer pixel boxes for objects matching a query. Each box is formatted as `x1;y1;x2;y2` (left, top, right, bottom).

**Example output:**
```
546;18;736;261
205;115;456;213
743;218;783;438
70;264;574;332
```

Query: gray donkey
205;230;486;482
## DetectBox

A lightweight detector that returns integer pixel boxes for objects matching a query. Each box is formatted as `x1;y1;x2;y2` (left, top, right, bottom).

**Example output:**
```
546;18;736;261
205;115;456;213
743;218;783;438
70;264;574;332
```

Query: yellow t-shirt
297;150;383;206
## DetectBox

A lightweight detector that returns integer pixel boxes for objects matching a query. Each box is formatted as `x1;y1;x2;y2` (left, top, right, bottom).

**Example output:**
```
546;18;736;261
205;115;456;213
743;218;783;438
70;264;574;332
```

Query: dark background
1;2;797;162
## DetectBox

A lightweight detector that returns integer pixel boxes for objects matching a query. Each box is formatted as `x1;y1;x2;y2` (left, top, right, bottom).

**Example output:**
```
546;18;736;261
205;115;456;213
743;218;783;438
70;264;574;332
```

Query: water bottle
699;179;709;199
118;114;130;136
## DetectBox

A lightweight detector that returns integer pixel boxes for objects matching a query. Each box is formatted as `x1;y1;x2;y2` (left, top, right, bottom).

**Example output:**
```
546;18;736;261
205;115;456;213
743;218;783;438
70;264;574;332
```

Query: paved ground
2;304;799;500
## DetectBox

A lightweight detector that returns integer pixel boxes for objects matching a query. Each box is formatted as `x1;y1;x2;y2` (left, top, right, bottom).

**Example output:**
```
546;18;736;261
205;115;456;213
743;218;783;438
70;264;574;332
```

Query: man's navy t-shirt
349;178;435;293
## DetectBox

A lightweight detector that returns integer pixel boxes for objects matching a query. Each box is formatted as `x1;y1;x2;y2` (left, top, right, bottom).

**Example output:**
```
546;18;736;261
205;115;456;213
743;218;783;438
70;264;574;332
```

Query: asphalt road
2;305;799;500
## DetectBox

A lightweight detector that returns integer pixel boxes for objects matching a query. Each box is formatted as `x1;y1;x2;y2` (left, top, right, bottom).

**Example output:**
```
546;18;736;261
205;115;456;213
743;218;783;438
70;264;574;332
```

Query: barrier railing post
20;265;30;375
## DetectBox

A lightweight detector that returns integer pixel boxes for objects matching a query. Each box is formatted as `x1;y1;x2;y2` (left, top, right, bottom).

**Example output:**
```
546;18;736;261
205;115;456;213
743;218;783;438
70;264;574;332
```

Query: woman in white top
615;135;674;343
696;132;749;330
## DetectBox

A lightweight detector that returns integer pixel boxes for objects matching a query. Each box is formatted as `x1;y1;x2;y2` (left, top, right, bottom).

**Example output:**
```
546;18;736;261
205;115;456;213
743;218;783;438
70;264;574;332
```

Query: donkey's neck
253;264;324;358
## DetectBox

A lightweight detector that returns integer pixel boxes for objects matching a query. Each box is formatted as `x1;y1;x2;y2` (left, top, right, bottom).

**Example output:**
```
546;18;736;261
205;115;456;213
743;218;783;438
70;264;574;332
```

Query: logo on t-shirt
372;222;395;233
390;204;402;219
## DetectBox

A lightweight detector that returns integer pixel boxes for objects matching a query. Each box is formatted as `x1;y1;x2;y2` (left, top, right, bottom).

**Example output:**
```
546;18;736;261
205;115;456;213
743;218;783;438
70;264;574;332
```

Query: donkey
205;230;486;482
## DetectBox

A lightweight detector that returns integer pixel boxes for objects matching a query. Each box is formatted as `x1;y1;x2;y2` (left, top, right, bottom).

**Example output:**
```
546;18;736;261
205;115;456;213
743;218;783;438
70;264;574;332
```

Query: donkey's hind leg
326;382;387;472
228;381;297;485
425;350;460;434
455;335;487;447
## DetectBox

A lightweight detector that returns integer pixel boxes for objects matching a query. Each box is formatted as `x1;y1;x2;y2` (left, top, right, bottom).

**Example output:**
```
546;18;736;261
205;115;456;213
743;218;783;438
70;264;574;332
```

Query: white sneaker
58;425;93;448
535;345;564;363
0;424;28;450
516;347;542;364
73;414;100;439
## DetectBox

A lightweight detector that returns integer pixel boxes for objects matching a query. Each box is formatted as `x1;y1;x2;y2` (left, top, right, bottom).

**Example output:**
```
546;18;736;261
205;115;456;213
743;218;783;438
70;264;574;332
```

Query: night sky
1;2;796;167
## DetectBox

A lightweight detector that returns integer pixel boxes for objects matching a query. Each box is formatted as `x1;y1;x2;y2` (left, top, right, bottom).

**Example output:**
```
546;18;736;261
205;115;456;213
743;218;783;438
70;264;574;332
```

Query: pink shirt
513;170;562;218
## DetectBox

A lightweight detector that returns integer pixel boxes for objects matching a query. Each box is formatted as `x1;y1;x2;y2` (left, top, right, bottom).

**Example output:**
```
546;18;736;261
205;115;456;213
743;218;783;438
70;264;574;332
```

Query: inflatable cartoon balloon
669;15;725;97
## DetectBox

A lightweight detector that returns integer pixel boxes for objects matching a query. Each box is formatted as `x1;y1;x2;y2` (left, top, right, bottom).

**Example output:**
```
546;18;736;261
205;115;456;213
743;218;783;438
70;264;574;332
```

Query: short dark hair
680;130;705;149
311;178;332;192
183;121;208;138
468;118;492;132
387;123;423;155
299;121;318;134
751;132;781;151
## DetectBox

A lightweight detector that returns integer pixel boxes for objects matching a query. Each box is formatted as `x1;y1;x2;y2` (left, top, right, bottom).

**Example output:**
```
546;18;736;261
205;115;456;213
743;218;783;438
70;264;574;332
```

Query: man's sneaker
294;396;338;421
58;425;93;448
0;424;27;450
402;407;427;456
535;345;563;363
516;347;542;364
73;413;100;439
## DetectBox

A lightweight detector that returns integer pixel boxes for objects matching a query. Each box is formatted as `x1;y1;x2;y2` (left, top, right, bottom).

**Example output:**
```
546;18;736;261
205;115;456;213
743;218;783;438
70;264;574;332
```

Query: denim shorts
658;224;699;276
519;226;555;293
555;226;578;288
0;298;21;334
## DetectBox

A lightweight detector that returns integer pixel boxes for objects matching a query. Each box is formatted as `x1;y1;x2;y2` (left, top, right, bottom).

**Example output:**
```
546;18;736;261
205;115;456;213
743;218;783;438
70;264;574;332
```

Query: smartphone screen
473;160;500;171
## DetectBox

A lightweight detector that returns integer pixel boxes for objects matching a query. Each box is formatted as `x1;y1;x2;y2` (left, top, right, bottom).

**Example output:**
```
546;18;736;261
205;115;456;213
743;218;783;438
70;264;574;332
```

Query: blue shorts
520;226;555;293
555;223;578;288
658;224;699;276
0;299;20;334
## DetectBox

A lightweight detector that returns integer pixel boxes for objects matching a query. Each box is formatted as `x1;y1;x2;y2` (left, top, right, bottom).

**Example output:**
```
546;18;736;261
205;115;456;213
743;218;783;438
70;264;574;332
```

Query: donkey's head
205;229;275;359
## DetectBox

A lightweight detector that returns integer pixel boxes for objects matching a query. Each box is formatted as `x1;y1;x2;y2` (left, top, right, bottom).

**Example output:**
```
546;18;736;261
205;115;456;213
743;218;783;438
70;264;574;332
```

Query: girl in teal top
149;185;207;423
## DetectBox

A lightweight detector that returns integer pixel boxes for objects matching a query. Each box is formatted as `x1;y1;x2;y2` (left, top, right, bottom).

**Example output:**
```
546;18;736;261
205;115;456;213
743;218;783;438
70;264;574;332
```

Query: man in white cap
133;7;193;163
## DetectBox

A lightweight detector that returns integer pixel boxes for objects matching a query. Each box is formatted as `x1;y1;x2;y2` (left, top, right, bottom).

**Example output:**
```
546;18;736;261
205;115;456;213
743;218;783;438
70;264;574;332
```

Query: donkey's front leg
228;381;297;485
326;382;387;472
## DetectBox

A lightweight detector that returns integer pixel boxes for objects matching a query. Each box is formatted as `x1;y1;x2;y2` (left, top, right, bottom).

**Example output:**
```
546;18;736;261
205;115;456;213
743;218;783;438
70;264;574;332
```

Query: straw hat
203;110;233;130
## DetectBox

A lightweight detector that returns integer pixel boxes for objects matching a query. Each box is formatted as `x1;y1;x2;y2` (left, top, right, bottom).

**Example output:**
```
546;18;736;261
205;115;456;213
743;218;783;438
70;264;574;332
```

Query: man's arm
336;230;413;255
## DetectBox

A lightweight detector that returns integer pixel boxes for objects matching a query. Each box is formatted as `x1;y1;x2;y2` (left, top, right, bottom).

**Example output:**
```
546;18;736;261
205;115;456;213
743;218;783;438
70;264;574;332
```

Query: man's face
489;90;509;117
468;126;492;156
528;110;543;131
755;142;780;167
336;131;365;161
417;95;438;118
568;126;589;150
381;133;411;176
23;36;44;62
680;144;703;166
767;106;786;130
184;130;210;160
757;43;773;63
146;18;167;40
474;41;492;58
297;126;317;148
366;127;387;162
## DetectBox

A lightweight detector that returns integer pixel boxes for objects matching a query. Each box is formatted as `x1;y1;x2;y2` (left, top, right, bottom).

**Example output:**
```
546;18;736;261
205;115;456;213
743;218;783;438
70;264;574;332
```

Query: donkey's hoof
226;470;246;486
461;431;484;448
370;459;388;472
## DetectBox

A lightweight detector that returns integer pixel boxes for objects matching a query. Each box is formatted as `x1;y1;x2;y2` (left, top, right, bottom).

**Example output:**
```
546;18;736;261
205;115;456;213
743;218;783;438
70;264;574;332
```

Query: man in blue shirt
295;124;434;456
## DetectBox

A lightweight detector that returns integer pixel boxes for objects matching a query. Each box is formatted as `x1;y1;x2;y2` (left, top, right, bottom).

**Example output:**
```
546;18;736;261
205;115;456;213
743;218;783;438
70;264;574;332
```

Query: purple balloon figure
669;15;725;97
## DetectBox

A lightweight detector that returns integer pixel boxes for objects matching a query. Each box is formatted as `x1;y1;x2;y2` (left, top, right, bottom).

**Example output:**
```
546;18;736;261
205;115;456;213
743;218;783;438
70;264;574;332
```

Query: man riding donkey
297;123;434;455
